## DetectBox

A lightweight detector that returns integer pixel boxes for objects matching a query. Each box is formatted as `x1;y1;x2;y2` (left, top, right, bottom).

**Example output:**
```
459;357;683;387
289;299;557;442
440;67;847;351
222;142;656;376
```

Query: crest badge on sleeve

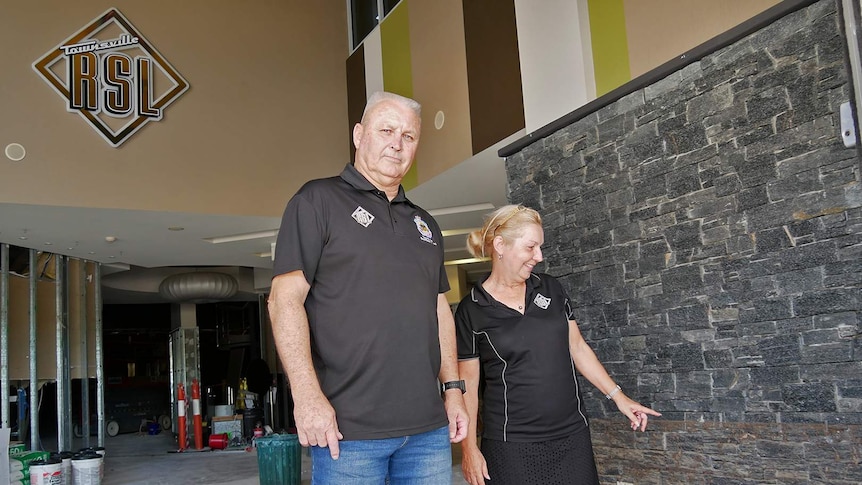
413;215;437;245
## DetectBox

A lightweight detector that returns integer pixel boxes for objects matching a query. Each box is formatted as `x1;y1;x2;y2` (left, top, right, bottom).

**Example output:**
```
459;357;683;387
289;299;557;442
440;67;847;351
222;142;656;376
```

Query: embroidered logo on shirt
413;215;437;245
352;206;375;227
534;293;551;310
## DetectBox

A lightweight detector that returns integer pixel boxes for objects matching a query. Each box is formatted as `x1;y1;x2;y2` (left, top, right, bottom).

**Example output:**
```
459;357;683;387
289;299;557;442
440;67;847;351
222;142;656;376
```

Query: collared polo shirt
273;164;449;440
455;273;589;442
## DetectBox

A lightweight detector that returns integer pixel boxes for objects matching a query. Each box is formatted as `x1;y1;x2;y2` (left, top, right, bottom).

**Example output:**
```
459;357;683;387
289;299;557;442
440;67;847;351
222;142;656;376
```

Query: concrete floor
83;431;469;484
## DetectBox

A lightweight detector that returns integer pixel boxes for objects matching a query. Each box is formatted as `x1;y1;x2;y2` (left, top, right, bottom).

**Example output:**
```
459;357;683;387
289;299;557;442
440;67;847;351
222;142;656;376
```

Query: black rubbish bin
242;407;264;439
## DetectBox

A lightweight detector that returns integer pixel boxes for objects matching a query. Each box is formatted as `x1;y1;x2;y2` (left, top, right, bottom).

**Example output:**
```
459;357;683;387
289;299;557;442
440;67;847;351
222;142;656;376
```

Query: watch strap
442;380;466;394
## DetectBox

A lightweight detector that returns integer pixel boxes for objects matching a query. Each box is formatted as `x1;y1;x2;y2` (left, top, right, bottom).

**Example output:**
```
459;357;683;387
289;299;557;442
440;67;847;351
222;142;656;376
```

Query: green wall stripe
380;0;417;190
587;0;631;96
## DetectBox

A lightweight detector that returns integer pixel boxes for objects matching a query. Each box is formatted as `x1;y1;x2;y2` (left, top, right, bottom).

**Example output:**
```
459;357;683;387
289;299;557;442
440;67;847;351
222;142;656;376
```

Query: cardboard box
211;415;242;438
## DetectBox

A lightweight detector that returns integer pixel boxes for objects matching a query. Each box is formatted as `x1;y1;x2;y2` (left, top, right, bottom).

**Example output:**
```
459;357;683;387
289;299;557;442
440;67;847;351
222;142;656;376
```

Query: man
269;91;468;484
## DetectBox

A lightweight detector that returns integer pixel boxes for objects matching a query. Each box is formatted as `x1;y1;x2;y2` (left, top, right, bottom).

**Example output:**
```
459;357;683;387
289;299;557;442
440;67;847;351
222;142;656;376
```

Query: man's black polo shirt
455;273;589;442
273;164;449;440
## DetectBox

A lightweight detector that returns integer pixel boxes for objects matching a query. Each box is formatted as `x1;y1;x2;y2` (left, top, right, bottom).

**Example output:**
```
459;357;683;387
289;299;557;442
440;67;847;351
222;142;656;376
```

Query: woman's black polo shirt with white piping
454;272;589;442
272;164;449;440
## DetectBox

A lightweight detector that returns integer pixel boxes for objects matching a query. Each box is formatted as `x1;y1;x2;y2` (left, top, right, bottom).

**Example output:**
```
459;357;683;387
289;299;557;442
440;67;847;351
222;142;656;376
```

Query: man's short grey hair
361;91;422;122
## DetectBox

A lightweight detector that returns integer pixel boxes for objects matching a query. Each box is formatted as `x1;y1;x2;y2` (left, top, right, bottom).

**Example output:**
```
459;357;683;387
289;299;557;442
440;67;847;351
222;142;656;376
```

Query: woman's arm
458;358;490;485
568;320;661;431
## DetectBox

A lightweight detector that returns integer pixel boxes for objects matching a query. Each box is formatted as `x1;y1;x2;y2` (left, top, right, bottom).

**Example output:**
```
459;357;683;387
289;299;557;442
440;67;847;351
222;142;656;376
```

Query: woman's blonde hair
466;205;542;259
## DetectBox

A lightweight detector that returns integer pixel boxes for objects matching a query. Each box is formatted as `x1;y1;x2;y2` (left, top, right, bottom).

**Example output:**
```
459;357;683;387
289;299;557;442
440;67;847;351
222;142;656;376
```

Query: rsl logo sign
33;9;189;147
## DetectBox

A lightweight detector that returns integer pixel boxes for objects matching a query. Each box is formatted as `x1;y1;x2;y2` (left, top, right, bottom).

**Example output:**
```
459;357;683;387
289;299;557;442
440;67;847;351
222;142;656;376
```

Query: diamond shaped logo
33;9;189;147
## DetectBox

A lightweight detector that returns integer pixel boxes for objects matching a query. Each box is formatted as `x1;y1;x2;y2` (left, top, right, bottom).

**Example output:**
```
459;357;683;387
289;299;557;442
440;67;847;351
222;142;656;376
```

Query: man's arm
269;271;343;458
436;294;469;443
458;358;490;484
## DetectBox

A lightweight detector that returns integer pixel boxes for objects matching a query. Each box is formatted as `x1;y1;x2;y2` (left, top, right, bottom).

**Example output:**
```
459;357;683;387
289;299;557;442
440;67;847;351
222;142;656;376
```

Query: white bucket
29;457;63;485
214;404;233;417
71;453;102;485
55;452;74;485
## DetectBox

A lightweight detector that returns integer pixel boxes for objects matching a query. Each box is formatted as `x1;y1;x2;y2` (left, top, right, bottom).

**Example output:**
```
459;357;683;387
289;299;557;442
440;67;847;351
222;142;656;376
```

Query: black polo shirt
455;273;589;442
273;164;450;440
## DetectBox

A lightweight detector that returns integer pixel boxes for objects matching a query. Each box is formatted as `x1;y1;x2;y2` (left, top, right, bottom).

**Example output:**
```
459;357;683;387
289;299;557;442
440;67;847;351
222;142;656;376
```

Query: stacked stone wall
505;1;861;482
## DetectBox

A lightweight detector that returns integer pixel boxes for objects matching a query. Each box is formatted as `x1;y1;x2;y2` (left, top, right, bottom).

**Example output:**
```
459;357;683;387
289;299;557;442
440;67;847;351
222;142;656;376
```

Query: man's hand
294;392;344;459
443;391;469;443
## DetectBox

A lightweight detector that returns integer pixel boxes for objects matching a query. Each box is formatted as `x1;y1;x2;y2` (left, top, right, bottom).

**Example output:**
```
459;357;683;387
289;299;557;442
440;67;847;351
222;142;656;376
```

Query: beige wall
624;0;781;78
0;1;348;217
409;1;474;185
8;276;59;380
7;259;98;380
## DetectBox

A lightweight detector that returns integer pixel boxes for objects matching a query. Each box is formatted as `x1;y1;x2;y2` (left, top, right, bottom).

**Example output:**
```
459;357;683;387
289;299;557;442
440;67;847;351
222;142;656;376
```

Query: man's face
353;100;421;189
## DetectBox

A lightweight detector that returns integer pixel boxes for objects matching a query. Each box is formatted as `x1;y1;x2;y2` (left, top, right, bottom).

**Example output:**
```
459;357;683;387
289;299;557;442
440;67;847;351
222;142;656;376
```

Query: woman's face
497;223;544;280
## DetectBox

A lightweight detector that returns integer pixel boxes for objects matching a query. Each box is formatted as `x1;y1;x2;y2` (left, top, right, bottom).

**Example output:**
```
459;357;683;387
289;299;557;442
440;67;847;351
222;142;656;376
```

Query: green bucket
256;434;303;485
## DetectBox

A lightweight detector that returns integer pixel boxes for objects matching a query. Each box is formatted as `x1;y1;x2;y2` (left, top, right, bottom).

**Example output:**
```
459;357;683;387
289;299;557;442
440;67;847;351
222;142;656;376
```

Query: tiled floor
88;431;469;484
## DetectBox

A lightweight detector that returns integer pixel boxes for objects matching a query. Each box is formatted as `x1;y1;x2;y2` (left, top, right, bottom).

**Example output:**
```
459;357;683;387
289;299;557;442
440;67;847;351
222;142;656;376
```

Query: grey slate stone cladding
503;0;861;482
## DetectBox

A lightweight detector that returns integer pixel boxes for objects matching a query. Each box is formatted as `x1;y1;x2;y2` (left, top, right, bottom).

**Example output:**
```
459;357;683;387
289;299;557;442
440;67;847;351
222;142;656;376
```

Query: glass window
351;0;378;49
382;0;401;16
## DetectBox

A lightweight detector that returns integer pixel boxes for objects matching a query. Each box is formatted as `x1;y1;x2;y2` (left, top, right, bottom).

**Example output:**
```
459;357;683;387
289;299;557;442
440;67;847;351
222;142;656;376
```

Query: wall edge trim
499;0;821;158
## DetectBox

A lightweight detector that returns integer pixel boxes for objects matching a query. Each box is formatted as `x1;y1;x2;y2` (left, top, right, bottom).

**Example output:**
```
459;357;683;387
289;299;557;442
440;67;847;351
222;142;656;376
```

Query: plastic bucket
78;447;105;458
209;433;229;450
52;452;74;485
71;451;102;485
29;456;63;485
255;434;302;485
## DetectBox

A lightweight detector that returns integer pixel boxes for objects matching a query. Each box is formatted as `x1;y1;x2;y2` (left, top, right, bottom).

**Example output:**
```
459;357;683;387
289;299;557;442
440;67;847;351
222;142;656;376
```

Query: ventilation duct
158;272;239;302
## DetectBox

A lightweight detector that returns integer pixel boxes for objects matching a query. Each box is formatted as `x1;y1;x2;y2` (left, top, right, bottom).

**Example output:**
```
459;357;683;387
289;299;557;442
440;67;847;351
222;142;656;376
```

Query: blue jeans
310;426;452;484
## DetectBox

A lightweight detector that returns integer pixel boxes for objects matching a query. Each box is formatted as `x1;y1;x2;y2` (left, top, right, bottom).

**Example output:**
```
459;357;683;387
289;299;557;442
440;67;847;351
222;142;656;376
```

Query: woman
455;204;661;485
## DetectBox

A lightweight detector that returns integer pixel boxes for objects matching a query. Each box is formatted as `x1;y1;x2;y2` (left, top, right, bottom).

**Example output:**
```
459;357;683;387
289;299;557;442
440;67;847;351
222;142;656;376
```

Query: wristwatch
441;380;466;394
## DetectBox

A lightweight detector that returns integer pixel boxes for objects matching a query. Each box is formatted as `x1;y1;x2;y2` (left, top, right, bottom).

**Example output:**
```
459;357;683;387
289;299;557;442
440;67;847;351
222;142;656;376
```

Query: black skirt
480;426;599;485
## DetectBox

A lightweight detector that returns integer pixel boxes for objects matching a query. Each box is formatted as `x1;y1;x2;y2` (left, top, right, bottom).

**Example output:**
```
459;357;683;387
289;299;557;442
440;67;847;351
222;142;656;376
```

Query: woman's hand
461;445;491;485
613;394;662;432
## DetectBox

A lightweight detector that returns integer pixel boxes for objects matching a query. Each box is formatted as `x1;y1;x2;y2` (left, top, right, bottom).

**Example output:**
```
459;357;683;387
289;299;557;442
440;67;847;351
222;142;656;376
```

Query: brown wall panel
624;0;781;78
463;0;525;155
409;0;474;184
346;45;367;161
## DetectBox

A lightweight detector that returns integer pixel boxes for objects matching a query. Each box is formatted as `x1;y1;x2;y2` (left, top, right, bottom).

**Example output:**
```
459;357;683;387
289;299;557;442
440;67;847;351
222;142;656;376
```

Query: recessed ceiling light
205;229;278;244
444;257;490;266
88;251;95;255
168;226;184;231
44;242;52;246
5;143;25;161
427;203;495;217
18;236;27;240
441;227;480;237
434;111;445;130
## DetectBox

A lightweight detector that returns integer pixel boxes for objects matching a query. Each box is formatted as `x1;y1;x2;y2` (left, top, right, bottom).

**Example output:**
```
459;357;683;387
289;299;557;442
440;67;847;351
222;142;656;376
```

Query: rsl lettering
137;58;159;117
67;51;160;119
104;53;132;115
69;52;98;111
34;11;188;147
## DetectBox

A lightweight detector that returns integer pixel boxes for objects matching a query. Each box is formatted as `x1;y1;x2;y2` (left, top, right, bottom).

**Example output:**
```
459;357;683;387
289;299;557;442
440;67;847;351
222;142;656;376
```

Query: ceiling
0;131;523;304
